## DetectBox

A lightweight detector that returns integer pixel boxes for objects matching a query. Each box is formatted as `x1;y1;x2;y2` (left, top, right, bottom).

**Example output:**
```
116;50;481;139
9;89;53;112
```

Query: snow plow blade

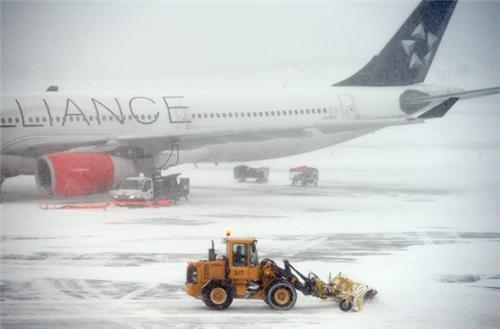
329;274;377;311
309;272;377;311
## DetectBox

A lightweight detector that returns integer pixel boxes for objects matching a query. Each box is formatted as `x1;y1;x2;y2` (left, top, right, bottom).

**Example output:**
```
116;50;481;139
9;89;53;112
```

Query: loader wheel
339;299;352;312
265;281;297;310
202;281;233;310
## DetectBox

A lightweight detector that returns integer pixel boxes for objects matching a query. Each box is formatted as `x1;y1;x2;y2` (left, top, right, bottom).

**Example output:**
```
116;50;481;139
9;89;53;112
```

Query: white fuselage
1;85;450;177
1;87;403;149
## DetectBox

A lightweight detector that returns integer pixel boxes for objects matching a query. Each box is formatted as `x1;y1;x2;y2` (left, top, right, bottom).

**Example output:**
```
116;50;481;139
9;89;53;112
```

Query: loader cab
225;237;261;285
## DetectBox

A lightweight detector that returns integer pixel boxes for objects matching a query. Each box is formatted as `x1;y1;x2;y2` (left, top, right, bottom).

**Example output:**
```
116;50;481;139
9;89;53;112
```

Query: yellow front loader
185;233;377;311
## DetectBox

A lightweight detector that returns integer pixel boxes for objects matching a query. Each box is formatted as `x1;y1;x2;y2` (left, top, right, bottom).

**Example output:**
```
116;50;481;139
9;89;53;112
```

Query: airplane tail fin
334;0;458;87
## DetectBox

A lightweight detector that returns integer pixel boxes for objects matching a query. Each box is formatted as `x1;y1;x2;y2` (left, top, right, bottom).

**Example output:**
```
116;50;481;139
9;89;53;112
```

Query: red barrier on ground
39;198;173;210
111;199;173;208
39;200;110;210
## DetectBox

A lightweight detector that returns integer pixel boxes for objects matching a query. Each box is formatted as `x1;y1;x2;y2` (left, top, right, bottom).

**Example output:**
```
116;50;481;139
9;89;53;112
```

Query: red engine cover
38;153;115;196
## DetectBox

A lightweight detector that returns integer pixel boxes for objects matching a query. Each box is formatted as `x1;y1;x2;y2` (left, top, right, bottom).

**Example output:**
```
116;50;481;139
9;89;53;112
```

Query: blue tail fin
334;0;458;87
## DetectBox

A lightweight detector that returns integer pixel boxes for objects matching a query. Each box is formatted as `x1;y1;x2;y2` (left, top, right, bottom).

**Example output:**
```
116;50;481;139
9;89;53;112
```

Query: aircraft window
75;116;80;122
281;111;285;116
323;108;327;113
109;115;114;121
147;114;152;120
191;114;195;119
89;116;93;121
300;110;304;114
1;118;4;124
197;114;202;119
15;118;20;123
270;111;275;116
216;113;220;118
128;115;132;120
306;109;310;114
202;113;207;118
228;113;233;118
140;114;145;120
265;111;269;116
311;109;316;114
55;117;61;122
247;112;251;117
102;116;107;121
277;111;281;116
35;117;40;123
294;110;298;115
69;117;74;122
222;113;227;118
7;118;12;123
210;113;214;118
253;112;257;117
288;110;293;115
235;113;239;118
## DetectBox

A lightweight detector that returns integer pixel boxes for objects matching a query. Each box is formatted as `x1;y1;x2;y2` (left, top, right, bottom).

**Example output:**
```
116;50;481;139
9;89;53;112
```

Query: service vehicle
185;232;376;311
233;165;269;183
289;166;319;186
111;175;154;201
111;173;189;204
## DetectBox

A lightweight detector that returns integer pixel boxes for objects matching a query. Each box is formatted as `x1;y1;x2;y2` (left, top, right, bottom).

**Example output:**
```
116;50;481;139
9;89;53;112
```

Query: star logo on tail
401;23;438;70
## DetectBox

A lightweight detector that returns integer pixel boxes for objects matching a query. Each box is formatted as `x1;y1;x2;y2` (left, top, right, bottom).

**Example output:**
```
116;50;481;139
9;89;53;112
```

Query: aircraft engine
35;152;136;196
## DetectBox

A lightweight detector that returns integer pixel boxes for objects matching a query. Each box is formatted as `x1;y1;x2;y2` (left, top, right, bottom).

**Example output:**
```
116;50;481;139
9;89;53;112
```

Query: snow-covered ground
1;99;499;328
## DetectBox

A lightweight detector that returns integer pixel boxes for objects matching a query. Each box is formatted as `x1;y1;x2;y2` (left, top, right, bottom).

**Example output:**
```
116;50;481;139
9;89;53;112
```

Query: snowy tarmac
1;100;500;328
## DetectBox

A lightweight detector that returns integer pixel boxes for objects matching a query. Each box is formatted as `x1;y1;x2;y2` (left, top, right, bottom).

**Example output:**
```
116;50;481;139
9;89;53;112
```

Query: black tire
339;299;352;312
265;280;297;310
202;281;233;310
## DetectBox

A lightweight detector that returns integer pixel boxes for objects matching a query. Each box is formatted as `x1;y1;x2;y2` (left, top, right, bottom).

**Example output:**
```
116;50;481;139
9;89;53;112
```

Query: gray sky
1;1;499;92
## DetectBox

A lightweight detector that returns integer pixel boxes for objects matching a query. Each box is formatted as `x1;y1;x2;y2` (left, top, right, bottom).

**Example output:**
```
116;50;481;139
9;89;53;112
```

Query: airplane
1;0;499;197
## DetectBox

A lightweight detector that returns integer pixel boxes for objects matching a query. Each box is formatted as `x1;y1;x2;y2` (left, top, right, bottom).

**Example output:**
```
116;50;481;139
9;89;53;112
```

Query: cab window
232;244;248;267
250;242;258;266
142;180;152;192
